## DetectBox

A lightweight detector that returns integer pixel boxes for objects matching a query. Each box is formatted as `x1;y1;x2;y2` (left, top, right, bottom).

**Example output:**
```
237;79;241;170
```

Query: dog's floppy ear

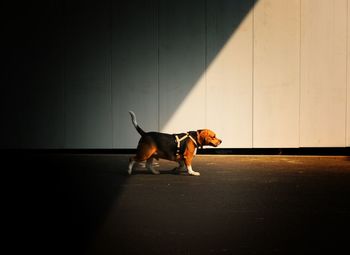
197;129;208;148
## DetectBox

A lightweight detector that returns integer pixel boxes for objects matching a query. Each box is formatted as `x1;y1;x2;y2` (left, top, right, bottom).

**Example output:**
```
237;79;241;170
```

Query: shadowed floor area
4;153;350;254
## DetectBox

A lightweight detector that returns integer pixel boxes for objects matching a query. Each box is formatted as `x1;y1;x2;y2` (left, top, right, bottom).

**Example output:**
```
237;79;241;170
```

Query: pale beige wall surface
348;0;350;147
253;0;300;148
154;0;349;149
300;0;347;147
206;0;253;148
121;0;349;148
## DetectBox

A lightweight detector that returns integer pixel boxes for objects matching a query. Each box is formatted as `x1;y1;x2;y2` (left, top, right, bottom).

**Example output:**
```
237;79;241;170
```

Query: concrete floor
5;154;350;254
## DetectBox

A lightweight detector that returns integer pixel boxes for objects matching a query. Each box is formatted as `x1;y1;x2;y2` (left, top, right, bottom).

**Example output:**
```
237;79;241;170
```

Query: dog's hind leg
128;158;136;175
146;157;160;175
128;144;157;175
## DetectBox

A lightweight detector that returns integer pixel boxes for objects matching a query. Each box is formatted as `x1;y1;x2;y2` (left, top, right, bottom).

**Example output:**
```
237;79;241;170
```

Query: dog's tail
129;111;146;136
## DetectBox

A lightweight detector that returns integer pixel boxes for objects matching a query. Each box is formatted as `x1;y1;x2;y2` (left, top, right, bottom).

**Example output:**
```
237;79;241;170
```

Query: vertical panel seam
346;0;349;146
62;2;66;149
109;0;114;148
205;0;207;128
299;0;302;148
157;0;160;132
252;0;255;148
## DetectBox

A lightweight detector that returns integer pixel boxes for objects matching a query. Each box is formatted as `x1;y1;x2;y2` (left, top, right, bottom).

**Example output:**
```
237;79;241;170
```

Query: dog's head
197;129;222;147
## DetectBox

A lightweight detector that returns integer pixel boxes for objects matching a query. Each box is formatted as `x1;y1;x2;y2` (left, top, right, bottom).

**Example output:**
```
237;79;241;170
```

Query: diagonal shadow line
3;1;257;255
158;0;258;132
89;1;258;254
1;0;258;149
112;0;258;148
91;1;258;254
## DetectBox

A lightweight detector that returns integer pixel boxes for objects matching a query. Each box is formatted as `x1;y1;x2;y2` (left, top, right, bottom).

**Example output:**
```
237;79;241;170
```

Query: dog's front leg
184;150;201;176
184;158;200;176
186;165;200;176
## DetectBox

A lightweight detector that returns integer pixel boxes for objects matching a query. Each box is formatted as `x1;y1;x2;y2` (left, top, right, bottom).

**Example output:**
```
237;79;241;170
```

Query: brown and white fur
128;111;222;176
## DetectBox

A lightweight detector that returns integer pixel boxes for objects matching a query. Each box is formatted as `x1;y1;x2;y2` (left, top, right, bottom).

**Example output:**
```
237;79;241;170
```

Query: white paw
188;171;200;176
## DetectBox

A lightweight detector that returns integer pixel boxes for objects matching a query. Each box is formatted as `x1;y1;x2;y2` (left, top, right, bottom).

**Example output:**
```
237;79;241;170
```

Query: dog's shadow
130;161;186;175
131;168;185;175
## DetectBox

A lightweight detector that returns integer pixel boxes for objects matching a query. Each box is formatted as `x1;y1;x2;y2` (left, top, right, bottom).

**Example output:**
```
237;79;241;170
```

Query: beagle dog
128;111;222;176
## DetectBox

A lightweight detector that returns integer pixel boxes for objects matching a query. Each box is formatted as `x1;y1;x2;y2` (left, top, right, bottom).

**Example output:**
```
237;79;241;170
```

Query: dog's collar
174;132;199;157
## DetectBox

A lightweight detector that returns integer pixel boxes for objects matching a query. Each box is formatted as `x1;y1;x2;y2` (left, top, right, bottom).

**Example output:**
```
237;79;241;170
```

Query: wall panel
112;1;158;148
206;0;253;148
64;1;112;148
2;2;65;148
300;0;347;147
159;0;206;133
347;0;350;147
253;0;300;148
